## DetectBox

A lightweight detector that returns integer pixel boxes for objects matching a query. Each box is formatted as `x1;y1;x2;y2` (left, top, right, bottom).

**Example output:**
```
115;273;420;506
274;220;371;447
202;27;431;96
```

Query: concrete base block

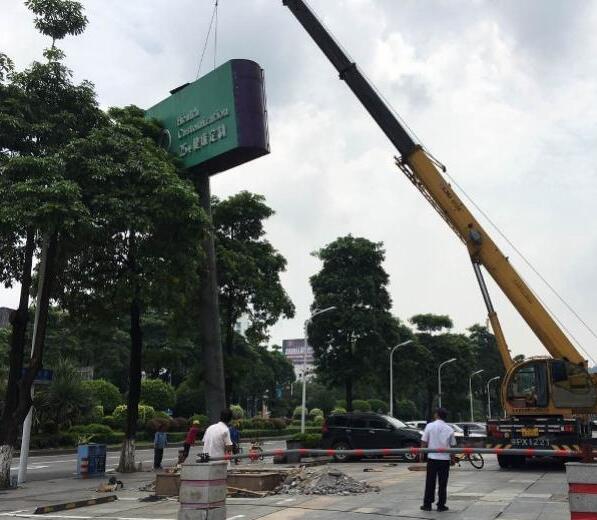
566;462;597;484
179;483;226;505
181;462;227;481
177;507;226;520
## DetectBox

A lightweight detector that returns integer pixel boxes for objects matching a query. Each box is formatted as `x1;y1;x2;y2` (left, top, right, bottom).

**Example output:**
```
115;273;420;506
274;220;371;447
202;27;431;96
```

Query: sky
1;0;597;364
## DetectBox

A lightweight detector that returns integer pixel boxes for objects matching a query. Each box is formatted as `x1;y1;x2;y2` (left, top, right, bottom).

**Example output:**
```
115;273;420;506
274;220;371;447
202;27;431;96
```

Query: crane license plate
521;427;539;437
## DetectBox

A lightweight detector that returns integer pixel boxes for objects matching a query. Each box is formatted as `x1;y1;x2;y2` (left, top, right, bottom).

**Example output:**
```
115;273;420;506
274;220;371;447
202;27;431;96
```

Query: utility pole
389;340;413;417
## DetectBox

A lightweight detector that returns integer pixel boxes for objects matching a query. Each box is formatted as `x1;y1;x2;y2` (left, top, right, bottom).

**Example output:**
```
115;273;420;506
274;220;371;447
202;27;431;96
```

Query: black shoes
437;505;449;512
420;505;432;511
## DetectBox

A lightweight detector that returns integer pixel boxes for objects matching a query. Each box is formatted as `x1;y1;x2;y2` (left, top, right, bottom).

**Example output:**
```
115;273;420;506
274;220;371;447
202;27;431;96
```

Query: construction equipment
282;0;597;468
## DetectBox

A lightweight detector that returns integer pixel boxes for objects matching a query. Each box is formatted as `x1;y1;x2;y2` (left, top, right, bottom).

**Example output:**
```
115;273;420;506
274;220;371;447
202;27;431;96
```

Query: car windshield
383;416;408;429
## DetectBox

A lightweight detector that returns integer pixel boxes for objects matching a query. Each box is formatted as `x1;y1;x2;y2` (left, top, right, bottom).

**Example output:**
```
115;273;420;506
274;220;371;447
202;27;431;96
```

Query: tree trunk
118;287;143;473
0;230;58;489
195;172;226;423
0;446;14;489
346;377;353;412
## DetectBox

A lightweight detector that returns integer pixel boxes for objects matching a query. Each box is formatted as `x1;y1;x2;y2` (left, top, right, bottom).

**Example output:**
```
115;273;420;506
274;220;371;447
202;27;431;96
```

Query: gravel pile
272;468;381;496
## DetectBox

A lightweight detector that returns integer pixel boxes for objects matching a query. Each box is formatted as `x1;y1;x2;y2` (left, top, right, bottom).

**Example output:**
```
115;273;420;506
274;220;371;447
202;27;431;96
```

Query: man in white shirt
420;408;456;512
202;409;233;460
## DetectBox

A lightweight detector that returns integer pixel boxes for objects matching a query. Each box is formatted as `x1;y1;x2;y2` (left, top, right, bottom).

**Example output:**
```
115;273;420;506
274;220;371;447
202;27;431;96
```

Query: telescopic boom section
283;0;587;368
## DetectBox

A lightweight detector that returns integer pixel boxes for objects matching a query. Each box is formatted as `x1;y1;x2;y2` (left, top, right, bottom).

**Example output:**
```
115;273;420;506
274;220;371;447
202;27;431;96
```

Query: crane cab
502;357;597;417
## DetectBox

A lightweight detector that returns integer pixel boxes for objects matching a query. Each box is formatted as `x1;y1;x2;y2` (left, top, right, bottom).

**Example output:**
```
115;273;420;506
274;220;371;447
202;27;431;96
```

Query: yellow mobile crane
283;0;597;467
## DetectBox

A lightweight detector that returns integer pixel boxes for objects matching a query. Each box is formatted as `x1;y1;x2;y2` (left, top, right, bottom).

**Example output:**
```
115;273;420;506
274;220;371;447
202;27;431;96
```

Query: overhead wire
196;0;219;79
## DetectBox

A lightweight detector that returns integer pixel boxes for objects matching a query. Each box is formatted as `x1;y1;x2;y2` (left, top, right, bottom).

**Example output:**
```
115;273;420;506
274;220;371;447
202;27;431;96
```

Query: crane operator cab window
550;360;597;409
508;362;548;408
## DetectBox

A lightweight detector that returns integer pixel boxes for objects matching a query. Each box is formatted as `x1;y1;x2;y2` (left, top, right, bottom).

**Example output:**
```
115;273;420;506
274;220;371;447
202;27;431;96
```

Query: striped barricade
178;461;227;520
566;462;597;520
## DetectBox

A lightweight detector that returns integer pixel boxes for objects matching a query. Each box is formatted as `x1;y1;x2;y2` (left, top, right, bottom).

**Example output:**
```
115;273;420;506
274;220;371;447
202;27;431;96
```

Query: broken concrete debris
271;467;381;496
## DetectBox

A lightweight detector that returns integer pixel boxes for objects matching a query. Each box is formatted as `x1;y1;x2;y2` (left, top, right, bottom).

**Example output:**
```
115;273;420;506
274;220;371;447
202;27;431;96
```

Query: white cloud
2;0;597;363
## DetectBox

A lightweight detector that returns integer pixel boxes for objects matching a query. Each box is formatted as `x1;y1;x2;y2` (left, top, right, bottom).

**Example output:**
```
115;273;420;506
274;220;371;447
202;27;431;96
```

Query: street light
486;376;500;419
389;340;413;417
469;369;485;422
437;358;456;409
301;306;335;433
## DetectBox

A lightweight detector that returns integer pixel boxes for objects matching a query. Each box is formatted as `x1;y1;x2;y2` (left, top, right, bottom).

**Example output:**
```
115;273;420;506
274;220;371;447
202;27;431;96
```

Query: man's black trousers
154;448;164;469
423;459;450;507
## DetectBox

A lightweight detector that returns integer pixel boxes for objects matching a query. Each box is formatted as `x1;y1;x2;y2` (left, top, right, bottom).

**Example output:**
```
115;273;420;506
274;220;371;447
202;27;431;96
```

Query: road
10;440;285;482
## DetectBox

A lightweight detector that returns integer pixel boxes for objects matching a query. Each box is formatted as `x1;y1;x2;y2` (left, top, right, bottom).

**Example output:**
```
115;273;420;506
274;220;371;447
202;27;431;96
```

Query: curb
33;495;117;514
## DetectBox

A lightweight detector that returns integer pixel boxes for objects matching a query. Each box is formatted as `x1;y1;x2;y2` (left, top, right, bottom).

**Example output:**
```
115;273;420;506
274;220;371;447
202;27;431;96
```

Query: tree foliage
140;379;176;412
309;235;399;410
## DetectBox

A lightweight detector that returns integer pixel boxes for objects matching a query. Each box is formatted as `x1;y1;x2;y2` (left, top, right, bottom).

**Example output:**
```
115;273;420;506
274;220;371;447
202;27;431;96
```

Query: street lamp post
389;340;413;417
486;376;500;419
469;369;485;422
437;358;456;409
301;306;335;433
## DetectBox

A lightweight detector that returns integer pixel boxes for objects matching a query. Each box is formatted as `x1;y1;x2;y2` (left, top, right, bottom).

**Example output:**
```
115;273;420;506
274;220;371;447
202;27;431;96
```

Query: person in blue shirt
153;424;168;470
229;422;241;465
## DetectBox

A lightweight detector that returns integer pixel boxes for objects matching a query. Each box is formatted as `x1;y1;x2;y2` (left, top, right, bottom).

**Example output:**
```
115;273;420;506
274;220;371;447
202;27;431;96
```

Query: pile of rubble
271;468;380;496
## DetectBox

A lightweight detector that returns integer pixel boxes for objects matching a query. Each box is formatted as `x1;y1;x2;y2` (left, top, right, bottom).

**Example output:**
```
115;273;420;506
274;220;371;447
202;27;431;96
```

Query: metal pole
18;235;49;485
300;319;309;434
389;340;412;417
438;358;456;409
486;376;500;420
469;370;484;422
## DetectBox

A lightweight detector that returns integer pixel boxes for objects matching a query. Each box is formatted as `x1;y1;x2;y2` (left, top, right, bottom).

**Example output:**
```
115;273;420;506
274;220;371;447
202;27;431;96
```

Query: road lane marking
1;515;175;520
227;516;246;520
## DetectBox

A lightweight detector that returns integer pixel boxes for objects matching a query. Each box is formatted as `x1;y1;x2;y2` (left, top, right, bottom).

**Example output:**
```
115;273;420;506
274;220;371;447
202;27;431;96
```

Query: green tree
34;357;93;431
0;0;102;488
140;379;176;411
56;106;205;472
212;191;295;402
82;379;122;414
309;235;399;411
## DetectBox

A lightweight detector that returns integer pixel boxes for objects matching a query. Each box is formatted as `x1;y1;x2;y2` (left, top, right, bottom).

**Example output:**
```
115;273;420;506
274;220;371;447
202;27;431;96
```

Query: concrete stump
566;462;597;519
178;461;227;520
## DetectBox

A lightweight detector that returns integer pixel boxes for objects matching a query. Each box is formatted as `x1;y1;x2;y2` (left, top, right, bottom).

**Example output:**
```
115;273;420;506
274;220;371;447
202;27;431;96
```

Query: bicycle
454;451;484;469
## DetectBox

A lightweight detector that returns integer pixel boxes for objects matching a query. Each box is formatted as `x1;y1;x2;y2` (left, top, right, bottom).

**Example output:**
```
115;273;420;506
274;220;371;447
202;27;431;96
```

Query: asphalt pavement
9;441;285;482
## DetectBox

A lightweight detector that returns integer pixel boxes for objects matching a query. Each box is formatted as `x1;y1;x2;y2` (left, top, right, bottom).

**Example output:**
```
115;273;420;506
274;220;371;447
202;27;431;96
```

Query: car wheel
497;454;511;469
332;441;352;462
402;442;420;462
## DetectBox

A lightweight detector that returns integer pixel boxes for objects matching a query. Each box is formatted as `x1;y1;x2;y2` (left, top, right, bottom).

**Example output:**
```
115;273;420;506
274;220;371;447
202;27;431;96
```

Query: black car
321;412;422;462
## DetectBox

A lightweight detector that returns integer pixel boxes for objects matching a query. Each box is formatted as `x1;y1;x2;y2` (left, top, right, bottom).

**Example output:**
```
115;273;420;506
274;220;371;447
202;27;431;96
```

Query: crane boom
283;0;586;368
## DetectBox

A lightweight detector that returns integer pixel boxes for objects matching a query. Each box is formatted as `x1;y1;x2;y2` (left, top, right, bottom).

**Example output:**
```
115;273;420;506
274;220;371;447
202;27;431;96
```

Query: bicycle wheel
468;453;484;469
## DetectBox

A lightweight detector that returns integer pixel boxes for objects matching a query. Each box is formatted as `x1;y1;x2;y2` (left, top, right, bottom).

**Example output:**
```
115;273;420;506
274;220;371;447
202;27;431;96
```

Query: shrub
331;407;346;414
68;424;123;445
230;404;245;419
146;417;172;433
352;400;371;412
270;418;286;430
335;400;347;409
289;433;321;448
249;417;273;430
154;411;172;420
312;415;324;426
113;404;156;423
309;408;324;418
190;414;209;427
292;406;307;419
102;414;123;430
81;379;122;413
140;379;176;411
368;399;388;414
172;417;189;431
175;382;204;417
395;399;418;421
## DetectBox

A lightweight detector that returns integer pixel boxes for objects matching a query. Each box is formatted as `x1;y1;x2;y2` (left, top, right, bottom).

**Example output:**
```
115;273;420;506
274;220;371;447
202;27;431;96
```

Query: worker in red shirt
181;420;201;462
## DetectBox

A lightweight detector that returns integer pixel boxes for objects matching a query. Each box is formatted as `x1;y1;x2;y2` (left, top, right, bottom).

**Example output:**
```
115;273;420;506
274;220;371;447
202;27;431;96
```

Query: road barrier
196;446;584;463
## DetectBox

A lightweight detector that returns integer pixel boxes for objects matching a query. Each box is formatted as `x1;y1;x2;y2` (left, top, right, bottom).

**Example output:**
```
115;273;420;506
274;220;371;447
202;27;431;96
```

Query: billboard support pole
195;171;226;423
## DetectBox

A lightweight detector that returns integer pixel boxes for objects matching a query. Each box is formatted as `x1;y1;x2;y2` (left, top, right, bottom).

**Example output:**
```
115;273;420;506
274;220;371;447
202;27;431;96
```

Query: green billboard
146;59;269;175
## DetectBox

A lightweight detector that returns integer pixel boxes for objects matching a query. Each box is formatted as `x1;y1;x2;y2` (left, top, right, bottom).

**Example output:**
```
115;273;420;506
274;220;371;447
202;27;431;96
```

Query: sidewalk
0;457;570;520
